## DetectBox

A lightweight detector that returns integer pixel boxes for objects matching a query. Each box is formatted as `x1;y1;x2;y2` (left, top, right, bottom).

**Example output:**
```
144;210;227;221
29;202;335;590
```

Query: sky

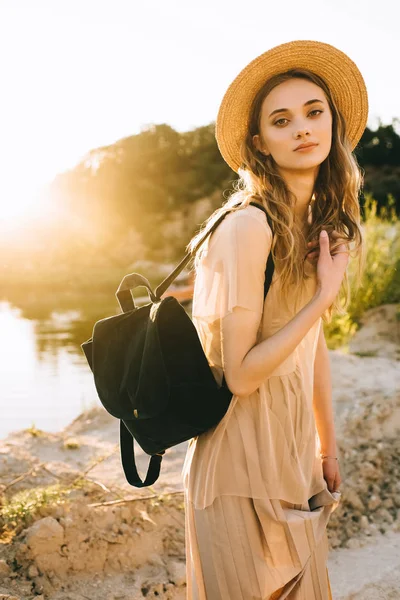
0;0;399;222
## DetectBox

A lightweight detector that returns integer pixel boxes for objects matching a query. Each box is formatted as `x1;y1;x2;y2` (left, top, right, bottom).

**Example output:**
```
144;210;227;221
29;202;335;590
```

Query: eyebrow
268;99;324;118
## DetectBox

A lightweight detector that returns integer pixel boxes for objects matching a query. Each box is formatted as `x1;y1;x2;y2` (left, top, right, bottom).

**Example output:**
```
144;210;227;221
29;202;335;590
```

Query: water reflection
0;291;119;439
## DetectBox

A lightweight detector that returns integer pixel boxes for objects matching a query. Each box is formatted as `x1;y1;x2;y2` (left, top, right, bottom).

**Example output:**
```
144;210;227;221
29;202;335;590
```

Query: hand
311;229;350;306
305;229;349;263
322;457;342;494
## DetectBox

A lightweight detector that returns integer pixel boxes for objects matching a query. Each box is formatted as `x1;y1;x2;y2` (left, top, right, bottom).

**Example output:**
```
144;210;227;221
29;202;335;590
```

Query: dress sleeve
191;210;273;323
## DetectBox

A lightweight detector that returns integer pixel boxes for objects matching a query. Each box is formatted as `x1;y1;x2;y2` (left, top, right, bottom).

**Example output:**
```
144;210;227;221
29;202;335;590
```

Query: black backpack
81;201;274;487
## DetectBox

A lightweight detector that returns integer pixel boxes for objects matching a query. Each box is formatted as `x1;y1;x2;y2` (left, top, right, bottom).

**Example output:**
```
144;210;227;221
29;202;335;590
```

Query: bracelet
320;454;338;460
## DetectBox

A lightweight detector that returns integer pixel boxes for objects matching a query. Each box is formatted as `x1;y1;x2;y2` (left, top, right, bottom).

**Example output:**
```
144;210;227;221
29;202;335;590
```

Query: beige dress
181;204;341;600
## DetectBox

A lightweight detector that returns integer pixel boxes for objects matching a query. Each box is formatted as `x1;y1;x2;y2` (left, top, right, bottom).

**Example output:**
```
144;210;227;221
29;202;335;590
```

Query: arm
220;218;347;398
212;208;331;397
311;324;338;455
222;289;329;396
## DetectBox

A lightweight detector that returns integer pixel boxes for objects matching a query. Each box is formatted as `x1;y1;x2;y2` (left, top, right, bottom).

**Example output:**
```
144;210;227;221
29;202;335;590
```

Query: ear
252;134;270;156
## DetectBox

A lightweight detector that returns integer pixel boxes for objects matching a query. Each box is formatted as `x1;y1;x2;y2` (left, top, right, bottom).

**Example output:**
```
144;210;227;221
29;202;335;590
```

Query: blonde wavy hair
186;69;366;322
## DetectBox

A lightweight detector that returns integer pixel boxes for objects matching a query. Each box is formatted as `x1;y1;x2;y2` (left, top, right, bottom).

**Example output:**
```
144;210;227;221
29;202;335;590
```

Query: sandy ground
0;302;399;599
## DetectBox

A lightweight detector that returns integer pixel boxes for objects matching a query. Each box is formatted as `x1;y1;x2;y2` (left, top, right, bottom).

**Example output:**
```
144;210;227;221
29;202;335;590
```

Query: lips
294;142;318;151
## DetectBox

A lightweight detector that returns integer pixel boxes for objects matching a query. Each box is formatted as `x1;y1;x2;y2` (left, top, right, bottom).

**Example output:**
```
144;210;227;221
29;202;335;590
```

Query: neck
278;167;318;225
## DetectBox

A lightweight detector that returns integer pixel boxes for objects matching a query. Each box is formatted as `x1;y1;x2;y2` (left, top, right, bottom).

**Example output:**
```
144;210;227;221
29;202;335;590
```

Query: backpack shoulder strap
155;201;274;300
248;201;275;299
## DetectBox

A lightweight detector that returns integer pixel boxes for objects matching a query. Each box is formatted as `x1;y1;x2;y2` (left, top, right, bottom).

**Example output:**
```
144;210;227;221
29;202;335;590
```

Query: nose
294;128;310;139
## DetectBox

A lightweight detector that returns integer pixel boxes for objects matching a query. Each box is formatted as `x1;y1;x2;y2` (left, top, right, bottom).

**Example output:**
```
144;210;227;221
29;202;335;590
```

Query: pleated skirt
184;492;334;600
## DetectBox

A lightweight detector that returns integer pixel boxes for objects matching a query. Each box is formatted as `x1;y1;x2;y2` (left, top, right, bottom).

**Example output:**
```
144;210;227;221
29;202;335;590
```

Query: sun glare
0;182;45;227
0;152;78;230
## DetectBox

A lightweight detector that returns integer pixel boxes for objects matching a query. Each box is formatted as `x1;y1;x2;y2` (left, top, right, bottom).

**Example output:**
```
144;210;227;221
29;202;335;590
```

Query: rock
345;538;362;549
367;494;381;511
345;489;365;511
120;507;131;522
25;517;64;557
393;518;400;532
148;553;165;568
376;507;394;523
328;535;341;548
63;437;80;449
362;461;381;480
28;564;39;578
119;523;131;534
166;559;186;586
360;515;370;529
17;543;27;554
0;560;11;577
16;581;33;595
33;575;53;595
382;497;394;509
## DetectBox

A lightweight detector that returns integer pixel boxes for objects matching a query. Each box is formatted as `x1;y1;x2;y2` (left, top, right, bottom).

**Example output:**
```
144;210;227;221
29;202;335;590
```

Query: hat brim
215;40;369;173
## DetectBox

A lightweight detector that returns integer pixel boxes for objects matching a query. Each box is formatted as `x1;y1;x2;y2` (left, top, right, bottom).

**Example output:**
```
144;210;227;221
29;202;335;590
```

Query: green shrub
0;484;69;532
325;194;399;348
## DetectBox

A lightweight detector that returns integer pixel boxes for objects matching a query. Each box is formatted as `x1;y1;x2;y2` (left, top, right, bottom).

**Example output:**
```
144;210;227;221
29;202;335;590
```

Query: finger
309;231;346;245
327;478;335;491
307;246;334;259
319;230;330;252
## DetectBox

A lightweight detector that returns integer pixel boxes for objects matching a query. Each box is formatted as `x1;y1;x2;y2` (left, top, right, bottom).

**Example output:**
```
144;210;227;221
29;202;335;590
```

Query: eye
309;109;323;117
274;118;288;126
273;109;323;127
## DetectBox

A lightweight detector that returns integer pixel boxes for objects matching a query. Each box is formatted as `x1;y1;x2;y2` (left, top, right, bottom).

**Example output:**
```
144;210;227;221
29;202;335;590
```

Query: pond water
0;290;124;439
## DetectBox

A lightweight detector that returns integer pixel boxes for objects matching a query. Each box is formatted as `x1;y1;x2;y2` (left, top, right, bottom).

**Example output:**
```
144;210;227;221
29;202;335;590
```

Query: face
252;78;333;177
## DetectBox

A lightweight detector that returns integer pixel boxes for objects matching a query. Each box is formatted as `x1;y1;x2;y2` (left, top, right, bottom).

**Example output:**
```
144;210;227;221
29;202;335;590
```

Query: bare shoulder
214;204;273;241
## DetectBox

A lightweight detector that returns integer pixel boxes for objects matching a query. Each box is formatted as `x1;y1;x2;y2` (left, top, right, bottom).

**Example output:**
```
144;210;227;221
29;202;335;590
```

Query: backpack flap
122;302;170;420
90;305;166;420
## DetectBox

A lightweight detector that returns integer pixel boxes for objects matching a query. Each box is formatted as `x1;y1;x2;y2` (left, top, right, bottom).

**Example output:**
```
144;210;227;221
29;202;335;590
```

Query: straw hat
215;40;369;173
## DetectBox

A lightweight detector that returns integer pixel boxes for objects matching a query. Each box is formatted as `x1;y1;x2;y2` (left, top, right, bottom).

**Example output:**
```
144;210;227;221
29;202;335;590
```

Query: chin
284;159;322;173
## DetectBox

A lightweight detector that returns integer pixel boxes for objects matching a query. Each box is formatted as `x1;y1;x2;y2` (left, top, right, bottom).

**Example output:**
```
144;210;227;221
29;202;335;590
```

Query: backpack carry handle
116;273;159;313
120;421;165;487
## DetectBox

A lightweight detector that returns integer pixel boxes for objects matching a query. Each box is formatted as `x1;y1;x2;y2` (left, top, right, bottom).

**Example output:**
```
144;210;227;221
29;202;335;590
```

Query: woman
182;40;368;599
